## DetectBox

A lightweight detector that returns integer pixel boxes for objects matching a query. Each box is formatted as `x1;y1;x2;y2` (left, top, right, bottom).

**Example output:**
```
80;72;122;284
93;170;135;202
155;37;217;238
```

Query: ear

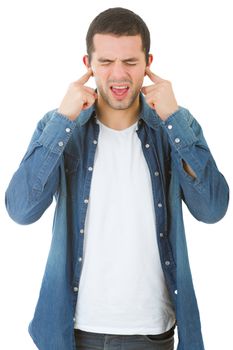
83;55;90;69
147;54;153;67
145;54;153;75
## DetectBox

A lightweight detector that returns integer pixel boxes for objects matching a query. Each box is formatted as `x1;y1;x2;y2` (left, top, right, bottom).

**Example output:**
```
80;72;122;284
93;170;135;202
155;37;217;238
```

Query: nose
110;60;129;80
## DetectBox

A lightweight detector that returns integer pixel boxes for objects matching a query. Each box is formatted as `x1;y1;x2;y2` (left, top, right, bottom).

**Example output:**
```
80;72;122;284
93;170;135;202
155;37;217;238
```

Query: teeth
112;86;128;89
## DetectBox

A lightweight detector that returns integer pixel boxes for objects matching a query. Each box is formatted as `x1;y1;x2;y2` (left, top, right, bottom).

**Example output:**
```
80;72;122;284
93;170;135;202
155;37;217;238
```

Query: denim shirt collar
76;92;161;130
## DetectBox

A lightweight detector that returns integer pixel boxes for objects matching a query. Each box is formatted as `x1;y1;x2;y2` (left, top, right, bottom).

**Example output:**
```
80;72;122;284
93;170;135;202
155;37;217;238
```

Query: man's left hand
141;67;179;121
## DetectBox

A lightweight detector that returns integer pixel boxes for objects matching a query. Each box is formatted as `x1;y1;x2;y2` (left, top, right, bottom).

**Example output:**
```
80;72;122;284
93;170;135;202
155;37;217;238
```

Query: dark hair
86;7;150;64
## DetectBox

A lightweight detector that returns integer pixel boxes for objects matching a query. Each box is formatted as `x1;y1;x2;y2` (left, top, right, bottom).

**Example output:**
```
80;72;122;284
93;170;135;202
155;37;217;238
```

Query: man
5;7;229;350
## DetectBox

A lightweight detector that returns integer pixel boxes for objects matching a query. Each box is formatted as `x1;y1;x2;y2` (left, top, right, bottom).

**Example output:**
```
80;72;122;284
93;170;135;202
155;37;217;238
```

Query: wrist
57;108;79;121
159;106;179;121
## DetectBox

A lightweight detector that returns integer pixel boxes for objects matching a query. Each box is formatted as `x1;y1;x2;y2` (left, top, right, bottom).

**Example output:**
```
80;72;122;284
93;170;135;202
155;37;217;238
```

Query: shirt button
73;317;76;322
175;138;180;144
165;260;171;266
158;203;163;208
80;229;84;234
73;286;79;292
168;124;173;130
145;144;150;148
78;257;82;262
88;167;93;171
154;171;159;176
65;128;71;133
174;290;178;295
84;199;89;204
159;232;164;237
58;141;64;147
93;140;97;144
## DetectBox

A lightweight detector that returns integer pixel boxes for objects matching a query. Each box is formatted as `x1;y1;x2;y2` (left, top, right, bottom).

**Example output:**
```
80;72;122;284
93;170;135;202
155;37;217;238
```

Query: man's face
87;34;150;110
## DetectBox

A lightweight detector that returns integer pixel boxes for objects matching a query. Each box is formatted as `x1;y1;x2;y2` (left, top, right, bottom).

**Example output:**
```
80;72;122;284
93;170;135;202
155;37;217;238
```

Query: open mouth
110;85;130;99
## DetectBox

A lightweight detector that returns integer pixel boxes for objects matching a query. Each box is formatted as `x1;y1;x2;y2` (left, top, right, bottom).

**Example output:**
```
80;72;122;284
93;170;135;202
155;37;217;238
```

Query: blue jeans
74;325;175;350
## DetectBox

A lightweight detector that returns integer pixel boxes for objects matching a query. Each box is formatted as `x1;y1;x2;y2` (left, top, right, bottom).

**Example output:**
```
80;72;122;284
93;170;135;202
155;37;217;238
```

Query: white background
0;0;232;349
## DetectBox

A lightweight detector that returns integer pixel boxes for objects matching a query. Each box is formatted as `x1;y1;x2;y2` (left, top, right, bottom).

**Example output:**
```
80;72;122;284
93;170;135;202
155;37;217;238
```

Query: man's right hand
58;68;97;121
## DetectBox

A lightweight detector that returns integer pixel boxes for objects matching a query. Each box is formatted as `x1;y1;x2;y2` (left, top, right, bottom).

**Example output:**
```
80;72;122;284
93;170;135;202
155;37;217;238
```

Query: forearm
163;107;229;223
5;110;76;224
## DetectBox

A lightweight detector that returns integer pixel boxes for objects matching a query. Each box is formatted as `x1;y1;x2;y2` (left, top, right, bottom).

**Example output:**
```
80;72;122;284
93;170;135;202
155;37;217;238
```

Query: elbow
188;201;229;224
5;190;43;225
7;213;36;225
184;176;230;224
5;199;40;225
204;192;229;224
191;185;229;224
206;178;230;223
200;207;228;224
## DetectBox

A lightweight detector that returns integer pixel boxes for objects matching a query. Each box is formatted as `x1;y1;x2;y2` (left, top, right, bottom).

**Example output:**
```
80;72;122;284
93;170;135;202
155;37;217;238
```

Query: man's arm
5;69;97;225
163;107;229;223
5;111;76;224
142;67;229;223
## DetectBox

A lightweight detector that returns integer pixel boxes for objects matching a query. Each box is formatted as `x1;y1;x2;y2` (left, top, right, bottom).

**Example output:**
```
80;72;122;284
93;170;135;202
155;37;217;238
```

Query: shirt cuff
162;107;198;149
38;110;76;154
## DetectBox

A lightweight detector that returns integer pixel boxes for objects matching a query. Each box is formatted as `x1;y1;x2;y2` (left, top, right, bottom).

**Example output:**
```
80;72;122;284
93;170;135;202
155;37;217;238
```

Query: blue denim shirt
5;94;229;350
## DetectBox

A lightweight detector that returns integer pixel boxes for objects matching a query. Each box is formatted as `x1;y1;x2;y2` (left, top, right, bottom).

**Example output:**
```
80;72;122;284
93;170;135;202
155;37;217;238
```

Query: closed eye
98;58;139;66
98;59;113;65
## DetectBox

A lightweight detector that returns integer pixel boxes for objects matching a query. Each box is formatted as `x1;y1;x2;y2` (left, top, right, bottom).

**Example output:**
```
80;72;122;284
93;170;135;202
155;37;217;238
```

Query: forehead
92;34;144;58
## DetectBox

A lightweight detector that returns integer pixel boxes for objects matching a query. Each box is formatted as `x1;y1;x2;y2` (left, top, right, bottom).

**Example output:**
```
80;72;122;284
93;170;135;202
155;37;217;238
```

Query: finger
141;84;156;95
83;86;97;95
144;94;157;110
82;94;97;110
77;68;93;85
145;67;163;84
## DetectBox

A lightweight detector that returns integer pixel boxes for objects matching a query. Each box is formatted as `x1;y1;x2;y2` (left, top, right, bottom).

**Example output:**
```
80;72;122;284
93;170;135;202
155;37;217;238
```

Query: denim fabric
74;326;175;350
5;93;229;350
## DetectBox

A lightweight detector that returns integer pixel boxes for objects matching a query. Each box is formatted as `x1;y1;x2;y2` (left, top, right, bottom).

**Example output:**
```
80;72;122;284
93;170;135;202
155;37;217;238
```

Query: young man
5;7;229;350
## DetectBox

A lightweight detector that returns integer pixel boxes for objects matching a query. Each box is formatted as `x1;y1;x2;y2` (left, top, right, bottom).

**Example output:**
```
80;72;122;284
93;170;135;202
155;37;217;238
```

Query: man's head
86;7;151;65
83;8;153;111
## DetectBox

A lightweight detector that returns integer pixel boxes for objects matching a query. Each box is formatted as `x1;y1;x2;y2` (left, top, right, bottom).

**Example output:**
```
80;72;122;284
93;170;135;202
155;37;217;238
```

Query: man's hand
58;68;97;121
141;67;179;121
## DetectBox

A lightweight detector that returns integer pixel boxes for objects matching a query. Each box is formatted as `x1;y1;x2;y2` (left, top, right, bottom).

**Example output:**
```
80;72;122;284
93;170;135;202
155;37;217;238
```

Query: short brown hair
86;7;151;64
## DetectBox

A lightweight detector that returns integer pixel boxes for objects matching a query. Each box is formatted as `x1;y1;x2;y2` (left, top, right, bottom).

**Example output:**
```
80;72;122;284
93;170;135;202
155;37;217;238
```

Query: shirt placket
136;125;177;298
72;118;100;323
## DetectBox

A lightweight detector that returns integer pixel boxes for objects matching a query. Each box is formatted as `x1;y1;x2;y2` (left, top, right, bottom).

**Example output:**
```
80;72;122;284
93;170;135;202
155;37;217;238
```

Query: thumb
141;86;147;95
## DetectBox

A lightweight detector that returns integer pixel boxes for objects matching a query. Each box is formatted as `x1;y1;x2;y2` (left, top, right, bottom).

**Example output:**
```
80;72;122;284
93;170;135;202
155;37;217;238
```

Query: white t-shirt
74;118;175;334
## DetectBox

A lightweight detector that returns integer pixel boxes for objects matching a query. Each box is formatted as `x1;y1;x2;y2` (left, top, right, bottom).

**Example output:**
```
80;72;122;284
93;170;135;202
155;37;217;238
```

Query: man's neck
95;95;140;131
